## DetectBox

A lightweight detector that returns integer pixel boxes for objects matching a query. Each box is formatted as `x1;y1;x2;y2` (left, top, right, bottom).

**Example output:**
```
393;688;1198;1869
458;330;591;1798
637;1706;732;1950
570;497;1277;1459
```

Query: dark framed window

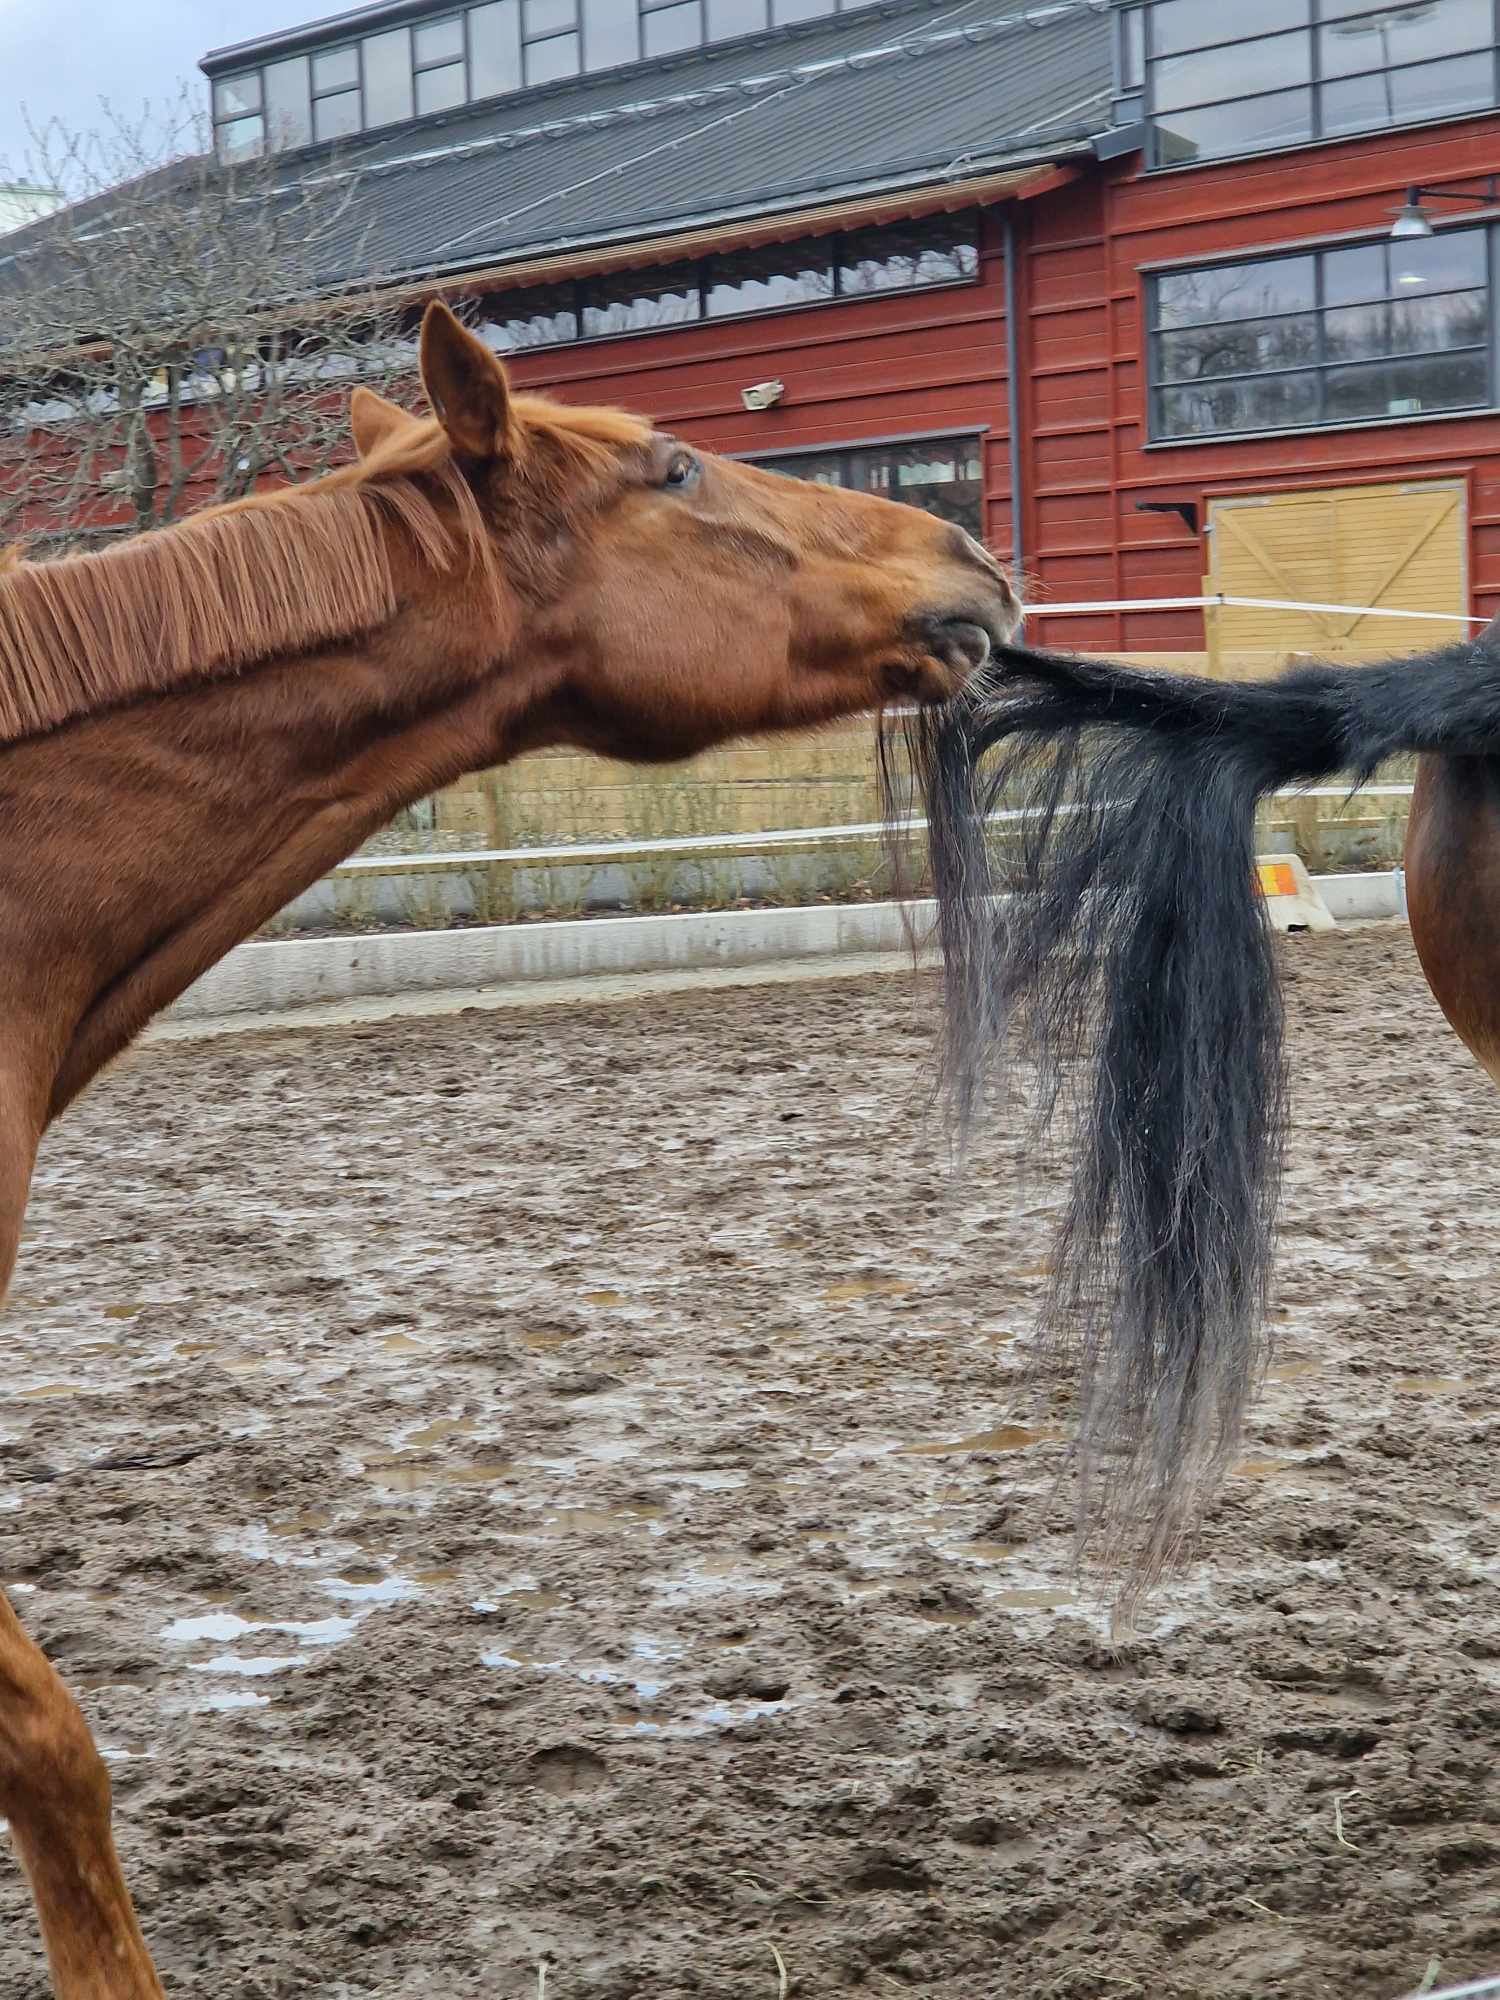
474;211;981;354
1148;227;1492;440
1121;0;1500;168
748;436;985;536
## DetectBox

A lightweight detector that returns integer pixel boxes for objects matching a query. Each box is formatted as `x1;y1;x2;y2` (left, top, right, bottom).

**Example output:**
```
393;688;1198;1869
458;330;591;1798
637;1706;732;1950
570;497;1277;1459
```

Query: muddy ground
3;923;1498;1999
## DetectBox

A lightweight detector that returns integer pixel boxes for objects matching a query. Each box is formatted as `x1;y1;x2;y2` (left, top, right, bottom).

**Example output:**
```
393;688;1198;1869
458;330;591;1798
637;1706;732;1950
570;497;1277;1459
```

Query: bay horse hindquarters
0;301;1017;1995
1404;746;1500;1089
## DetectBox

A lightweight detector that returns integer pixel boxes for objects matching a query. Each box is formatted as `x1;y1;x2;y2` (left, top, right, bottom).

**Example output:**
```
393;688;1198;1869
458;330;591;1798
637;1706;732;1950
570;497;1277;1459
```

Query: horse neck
1;614;555;1121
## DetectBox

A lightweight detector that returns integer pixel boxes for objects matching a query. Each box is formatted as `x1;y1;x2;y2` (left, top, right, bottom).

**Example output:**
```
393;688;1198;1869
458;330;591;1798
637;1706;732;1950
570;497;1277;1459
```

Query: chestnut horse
0;299;1017;1996
903;617;1500;1600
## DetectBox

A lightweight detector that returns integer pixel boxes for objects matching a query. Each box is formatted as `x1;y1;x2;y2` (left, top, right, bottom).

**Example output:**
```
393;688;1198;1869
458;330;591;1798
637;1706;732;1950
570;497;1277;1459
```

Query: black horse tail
903;629;1500;1602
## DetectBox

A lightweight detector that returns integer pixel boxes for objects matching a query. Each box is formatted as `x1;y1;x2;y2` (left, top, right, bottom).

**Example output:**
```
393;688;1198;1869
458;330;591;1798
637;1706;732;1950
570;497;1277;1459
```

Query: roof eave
337;137;1099;299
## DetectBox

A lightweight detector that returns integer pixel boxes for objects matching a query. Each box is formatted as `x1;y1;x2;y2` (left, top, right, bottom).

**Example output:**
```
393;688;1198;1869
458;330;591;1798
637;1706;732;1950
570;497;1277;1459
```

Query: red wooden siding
498;208;1014;552
1023;110;1500;654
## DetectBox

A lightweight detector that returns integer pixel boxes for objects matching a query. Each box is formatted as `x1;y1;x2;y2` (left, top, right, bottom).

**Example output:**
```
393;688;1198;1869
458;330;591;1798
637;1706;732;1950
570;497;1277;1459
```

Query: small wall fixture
1136;499;1200;535
1390;178;1499;239
740;379;785;412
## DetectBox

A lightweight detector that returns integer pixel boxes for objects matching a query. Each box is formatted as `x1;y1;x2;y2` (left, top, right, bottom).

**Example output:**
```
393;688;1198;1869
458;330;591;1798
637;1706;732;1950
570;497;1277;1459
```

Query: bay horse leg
1405;753;1500;1089
0;1078;167;1999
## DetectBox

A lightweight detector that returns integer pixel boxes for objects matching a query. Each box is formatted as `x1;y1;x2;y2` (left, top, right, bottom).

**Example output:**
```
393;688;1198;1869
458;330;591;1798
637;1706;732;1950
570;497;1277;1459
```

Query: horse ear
349;385;411;458
419;301;513;462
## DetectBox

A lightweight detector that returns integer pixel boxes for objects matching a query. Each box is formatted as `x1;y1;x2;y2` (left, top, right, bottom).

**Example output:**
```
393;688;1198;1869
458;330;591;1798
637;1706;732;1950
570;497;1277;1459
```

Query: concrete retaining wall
167;874;1404;1022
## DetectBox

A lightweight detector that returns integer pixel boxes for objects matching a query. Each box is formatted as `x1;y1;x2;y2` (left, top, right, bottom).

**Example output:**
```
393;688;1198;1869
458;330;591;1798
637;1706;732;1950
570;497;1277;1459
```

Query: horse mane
0;393;651;749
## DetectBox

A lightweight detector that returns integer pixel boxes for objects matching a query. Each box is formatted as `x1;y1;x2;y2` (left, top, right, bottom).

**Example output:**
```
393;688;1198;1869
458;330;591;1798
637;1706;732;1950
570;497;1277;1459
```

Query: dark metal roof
288;0;1114;283
5;0;1113;297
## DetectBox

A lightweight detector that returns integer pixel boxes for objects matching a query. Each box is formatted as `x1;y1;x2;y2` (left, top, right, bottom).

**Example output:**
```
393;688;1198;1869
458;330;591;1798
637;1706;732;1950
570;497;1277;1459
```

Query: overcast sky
0;0;330;173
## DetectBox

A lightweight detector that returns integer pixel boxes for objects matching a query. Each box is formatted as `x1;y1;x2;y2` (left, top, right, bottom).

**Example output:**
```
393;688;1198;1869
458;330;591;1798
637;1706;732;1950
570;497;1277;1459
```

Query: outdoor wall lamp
1390;179;1500;239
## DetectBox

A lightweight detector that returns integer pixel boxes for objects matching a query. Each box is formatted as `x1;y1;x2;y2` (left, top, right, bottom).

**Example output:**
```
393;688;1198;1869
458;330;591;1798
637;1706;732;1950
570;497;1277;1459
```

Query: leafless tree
0;96;423;547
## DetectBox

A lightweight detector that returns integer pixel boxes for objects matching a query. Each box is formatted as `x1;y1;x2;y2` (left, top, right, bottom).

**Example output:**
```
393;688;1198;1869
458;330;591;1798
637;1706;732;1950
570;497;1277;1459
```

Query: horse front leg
0;1079;167;1999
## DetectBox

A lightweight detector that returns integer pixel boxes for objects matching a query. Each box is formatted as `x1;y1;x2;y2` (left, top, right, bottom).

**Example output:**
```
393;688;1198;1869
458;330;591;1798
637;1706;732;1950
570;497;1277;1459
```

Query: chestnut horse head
359;301;1017;758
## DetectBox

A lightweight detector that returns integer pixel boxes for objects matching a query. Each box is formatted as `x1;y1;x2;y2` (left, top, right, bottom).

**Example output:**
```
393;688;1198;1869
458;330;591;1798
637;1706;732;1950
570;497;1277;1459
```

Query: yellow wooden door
1206;481;1467;678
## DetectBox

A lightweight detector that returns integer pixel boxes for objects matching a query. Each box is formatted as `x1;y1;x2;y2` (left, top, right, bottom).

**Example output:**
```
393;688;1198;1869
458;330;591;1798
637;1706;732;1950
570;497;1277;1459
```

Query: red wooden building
13;0;1500;674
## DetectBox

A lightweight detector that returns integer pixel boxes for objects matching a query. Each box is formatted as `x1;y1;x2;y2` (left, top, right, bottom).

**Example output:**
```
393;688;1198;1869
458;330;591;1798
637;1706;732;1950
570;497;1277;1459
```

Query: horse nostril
940;618;993;672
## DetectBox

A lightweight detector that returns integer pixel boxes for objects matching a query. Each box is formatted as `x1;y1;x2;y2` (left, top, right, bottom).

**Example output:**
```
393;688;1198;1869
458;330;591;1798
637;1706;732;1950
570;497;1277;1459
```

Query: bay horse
904;617;1500;1601
0;298;1016;1997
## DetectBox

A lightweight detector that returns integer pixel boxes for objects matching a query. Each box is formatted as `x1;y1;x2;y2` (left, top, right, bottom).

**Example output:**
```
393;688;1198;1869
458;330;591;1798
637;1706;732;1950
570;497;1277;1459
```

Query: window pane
1152;31;1310;113
1149;0;1306;58
362;30;413;125
479;286;578;349
218;113;265;159
214;73;262;118
707;240;833;315
1321;53;1493;136
1324;351;1488;421
643;1;702;54
582;264;701;336
839;215;979;294
313;46;359;92
1389;228;1487;294
707;0;768;34
757;451;848;486
1318;0;1491;77
470;0;522;94
1120;6;1145;89
1157;372;1320;436
1154;88;1313;162
1156;313;1318;380
1325;292;1489;360
314;90;361;141
774;0;833;19
582;0;638;68
524;0;576;36
1323;241;1387;305
416;62;466;112
263;57;312;147
852;442;983;533
1155;255;1314;328
525;30;579;80
415;16;465;63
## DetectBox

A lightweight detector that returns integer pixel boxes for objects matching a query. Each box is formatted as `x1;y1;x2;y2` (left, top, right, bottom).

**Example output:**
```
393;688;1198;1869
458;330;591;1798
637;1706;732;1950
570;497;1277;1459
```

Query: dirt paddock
3;922;1498;1999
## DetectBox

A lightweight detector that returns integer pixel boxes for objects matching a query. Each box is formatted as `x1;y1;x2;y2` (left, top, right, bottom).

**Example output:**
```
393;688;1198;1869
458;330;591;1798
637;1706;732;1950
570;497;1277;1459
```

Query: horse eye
664;451;698;489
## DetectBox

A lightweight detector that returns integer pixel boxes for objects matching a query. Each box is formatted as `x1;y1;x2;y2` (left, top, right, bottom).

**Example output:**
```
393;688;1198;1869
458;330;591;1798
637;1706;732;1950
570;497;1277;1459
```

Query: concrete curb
163;872;1405;1026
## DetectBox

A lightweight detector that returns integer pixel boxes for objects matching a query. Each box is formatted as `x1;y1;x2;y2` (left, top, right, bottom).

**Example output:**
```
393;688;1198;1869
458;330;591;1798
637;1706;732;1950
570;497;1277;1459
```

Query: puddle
269;1511;333;1538
415;1567;460;1586
899;1423;1064;1458
581;1290;625;1308
957;1542;1027;1562
99;1741;151;1763
993;1588;1074;1610
363;1454;516;1492
497;1586;566;1611
379;1334;427;1355
1265;1360;1322;1383
160;1610;357;1646
518;1330;579;1352
317;1575;420;1605
541;1504;667;1533
15;1383;81;1400
625;1697;796;1739
911;1606;979;1626
101;1304;145;1321
190;1653;308;1677
1232;1456;1303;1479
406;1419;476;1447
822;1278;912;1302
174;1342;217;1359
1393;1376;1463;1395
197;1689;271;1712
